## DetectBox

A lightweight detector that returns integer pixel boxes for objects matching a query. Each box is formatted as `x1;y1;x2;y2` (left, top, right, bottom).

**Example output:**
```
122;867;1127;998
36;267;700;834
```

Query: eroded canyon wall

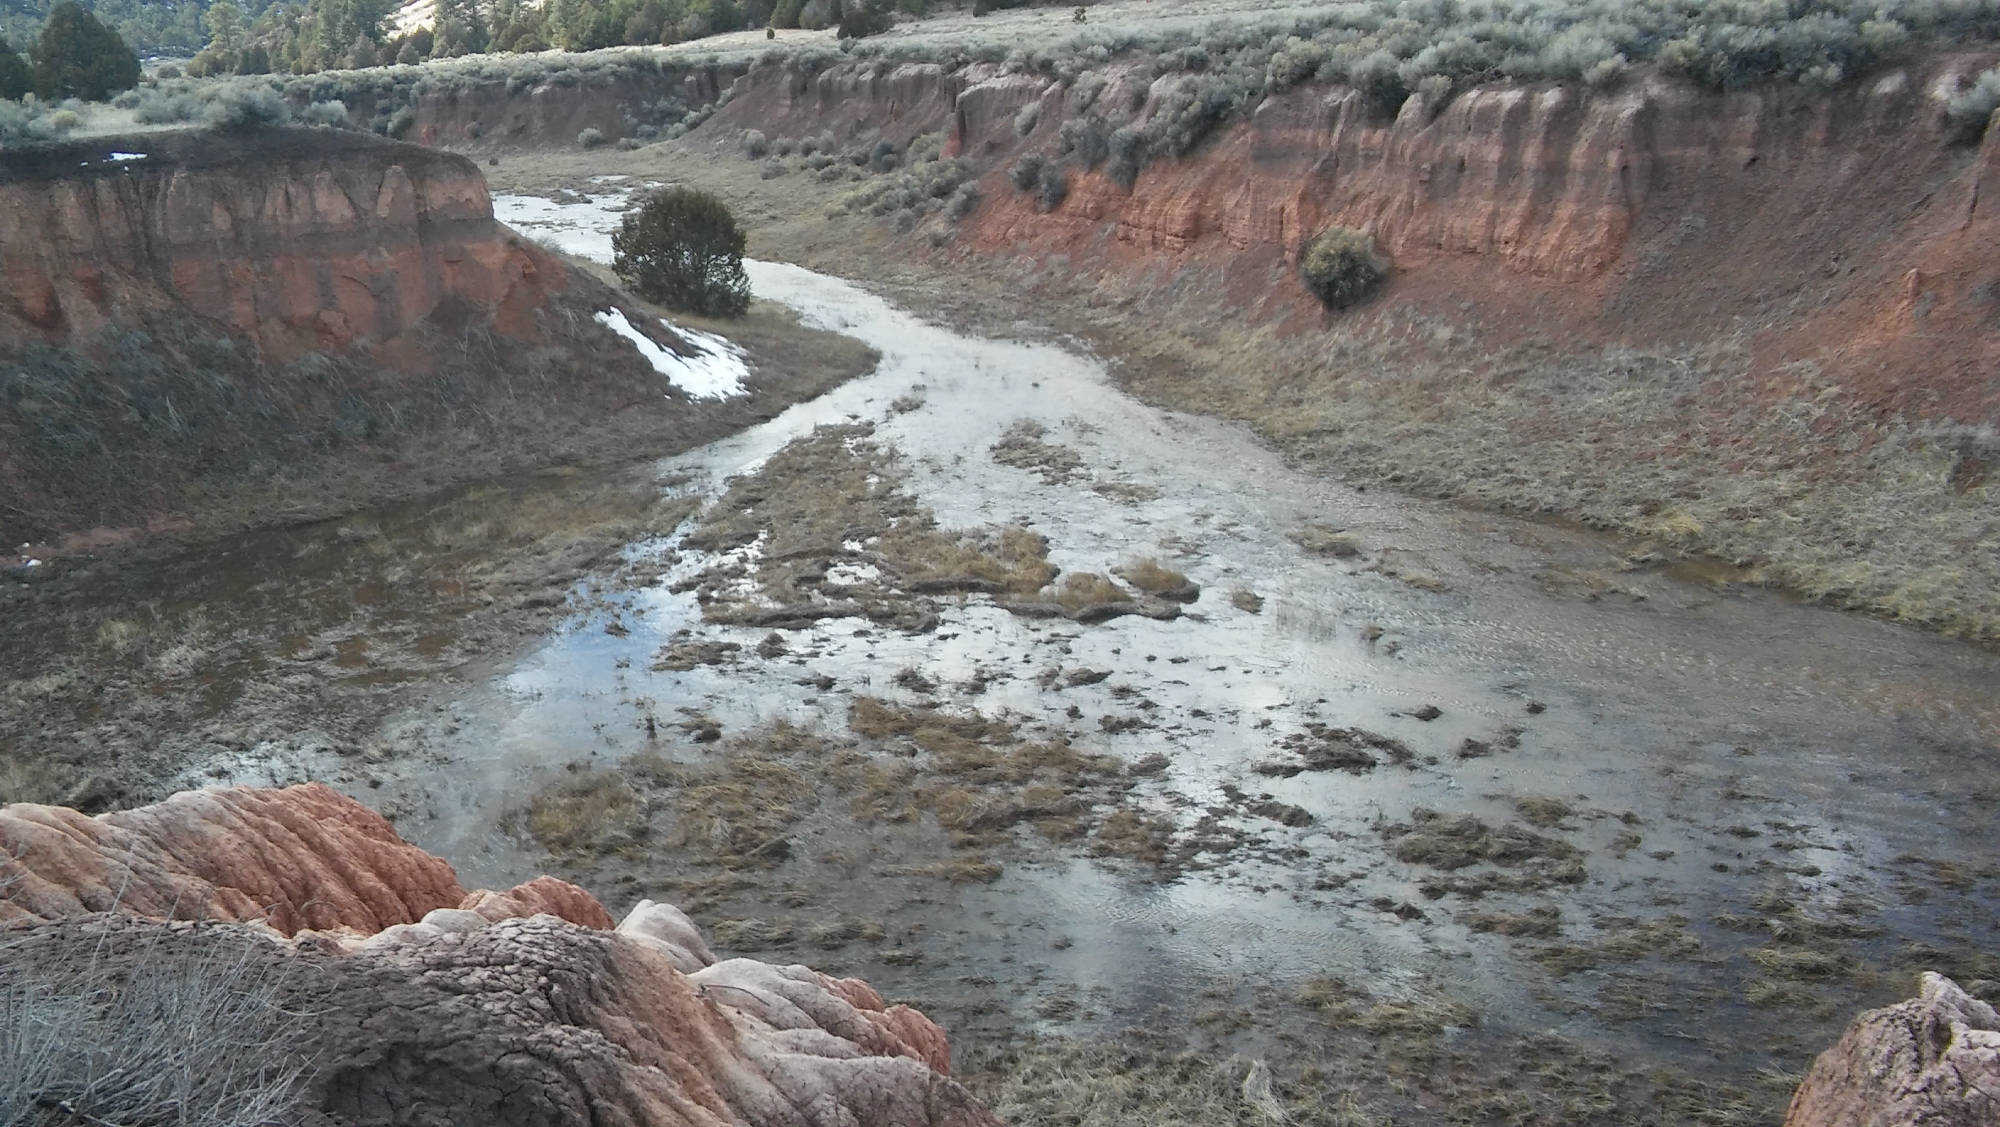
0;127;563;360
704;52;2000;424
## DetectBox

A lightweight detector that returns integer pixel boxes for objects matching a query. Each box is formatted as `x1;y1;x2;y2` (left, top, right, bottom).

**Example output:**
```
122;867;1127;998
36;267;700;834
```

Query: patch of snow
492;192;628;263
108;152;146;162
594;308;747;400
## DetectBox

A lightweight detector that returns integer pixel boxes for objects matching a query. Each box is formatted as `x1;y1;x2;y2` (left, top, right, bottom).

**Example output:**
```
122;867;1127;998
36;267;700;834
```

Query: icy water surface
335;194;2000;1076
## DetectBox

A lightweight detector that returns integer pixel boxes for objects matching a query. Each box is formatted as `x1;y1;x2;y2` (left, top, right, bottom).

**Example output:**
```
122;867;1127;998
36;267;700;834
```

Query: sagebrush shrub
1010;153;1045;190
1946;66;2000;144
1036;162;1068;211
613;186;751;317
1300;227;1387;309
202;85;291;129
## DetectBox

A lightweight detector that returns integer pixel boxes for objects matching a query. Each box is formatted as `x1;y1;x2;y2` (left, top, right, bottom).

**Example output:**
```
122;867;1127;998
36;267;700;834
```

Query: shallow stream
182;190;2000;1091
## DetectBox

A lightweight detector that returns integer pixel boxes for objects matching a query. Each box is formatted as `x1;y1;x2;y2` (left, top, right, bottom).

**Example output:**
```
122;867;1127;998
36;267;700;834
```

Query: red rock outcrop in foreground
0;128;563;361
0;783;997;1127
1782;972;2000;1127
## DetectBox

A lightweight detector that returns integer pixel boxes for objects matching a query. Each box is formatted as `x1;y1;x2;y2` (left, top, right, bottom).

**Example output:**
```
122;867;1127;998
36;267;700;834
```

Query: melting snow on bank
593;308;747;400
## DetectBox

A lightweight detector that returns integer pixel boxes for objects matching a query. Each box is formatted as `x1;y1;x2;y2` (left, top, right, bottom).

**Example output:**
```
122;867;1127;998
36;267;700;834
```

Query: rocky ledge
0;783;997;1127
1783;970;2000;1127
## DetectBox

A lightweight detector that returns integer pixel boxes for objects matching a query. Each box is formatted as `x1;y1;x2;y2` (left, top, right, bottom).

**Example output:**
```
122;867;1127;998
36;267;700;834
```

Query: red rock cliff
0;127;564;361
711;54;2000;426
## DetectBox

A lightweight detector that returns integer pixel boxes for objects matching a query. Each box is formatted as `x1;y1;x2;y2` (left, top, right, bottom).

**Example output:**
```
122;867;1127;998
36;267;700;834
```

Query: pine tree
204;0;247;53
0;35;31;100
32;2;140;101
612;187;751;318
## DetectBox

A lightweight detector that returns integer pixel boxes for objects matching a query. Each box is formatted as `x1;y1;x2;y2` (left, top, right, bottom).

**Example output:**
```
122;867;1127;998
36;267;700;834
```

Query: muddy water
255;193;2000;1084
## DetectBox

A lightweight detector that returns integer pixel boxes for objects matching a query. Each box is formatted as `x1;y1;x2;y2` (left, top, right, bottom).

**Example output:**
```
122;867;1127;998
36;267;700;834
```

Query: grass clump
1462;904;1563;938
524;769;645;858
1383;808;1586;894
972;1036;1368;1127
1114;557;1198;601
647;747;813;866
1300;227;1388;310
1513;796;1574;828
1533;915;1701;975
1051;571;1131;613
1090;808;1175;864
1295;523;1362;558
989;419;1085;484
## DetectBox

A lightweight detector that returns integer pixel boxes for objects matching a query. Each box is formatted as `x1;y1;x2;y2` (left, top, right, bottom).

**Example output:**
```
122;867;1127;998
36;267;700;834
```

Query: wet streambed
149;190;2000;1101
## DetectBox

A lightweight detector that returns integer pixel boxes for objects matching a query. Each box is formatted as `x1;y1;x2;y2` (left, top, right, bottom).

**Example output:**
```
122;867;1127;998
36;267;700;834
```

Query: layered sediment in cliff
0;127;561;360
702;52;2000;426
0;783;996;1127
0;125;786;549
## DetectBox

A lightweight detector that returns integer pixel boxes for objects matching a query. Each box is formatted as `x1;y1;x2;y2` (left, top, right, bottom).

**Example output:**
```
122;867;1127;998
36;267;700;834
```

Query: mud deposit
9;188;1998;1124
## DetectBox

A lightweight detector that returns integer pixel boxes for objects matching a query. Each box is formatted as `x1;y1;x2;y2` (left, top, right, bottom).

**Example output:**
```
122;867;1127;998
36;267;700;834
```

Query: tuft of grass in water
1385;808;1579;872
989;419;1087;485
1115;557;1198;600
1090;808;1176;865
1051;571;1132;613
709;916;796;949
1294;524;1363;558
523;769;646;859
1533;915;1702;976
1462;903;1563;938
1514;796;1574;828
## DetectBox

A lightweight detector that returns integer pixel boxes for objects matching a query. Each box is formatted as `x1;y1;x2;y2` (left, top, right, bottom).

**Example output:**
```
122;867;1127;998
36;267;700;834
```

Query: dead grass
1051;571;1131;613
1514;797;1575;828
882;523;1058;596
1294;524;1363;559
989;419;1085;485
639;745;814;867
1533;915;1702;975
1090;808;1176;865
1462;904;1563;938
837;698;1160;872
523;769;645;859
682;425;1062;619
1115;557;1198;601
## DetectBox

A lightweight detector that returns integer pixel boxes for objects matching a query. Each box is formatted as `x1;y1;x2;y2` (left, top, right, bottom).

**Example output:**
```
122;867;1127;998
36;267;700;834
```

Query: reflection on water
290;214;2000;1074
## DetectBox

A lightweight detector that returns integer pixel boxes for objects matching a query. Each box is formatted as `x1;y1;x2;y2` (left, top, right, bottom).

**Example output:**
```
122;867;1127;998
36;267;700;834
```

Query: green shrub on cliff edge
1300;227;1387;310
613;186;751;318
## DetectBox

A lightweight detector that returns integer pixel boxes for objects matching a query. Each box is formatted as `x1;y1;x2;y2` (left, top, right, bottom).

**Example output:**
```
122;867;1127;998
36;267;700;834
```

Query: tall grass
0;921;322;1127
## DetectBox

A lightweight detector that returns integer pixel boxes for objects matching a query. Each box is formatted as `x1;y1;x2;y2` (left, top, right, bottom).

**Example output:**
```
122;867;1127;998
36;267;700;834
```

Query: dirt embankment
701;53;2000;426
0;127;560;359
0;125;874;552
